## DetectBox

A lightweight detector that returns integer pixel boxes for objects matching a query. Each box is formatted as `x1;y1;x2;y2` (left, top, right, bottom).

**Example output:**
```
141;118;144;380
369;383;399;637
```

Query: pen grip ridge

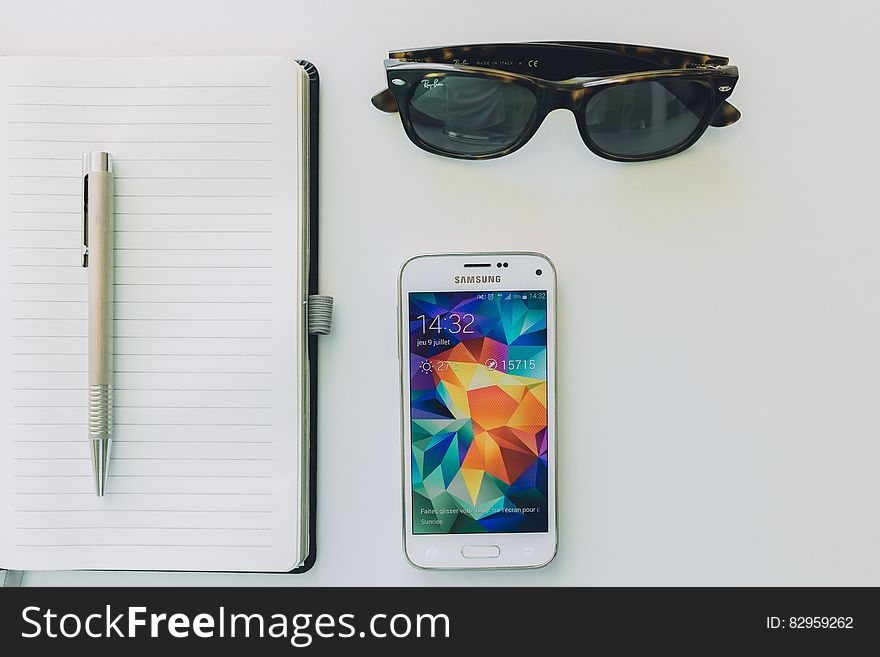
89;383;113;440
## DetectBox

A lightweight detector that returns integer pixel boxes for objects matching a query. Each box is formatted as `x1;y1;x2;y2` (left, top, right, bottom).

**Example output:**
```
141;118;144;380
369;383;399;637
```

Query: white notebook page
0;57;305;572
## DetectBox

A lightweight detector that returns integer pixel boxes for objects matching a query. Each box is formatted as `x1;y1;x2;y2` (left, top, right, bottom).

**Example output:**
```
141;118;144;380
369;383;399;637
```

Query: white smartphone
398;252;557;569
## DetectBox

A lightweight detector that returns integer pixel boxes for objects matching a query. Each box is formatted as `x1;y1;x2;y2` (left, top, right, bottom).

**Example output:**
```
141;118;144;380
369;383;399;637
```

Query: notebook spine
290;59;320;575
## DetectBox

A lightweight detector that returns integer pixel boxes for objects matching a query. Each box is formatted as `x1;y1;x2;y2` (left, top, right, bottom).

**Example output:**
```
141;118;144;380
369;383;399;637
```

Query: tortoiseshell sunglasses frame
372;41;740;162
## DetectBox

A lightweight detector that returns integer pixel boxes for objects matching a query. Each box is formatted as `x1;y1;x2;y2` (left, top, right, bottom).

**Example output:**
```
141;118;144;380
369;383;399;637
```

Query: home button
461;545;501;559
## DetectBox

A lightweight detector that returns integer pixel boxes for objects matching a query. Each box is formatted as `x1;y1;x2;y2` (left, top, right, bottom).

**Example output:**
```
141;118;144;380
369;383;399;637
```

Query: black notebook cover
292;59;320;574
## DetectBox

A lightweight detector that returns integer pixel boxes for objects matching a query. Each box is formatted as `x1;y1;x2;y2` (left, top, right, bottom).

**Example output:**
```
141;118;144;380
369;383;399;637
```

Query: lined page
0;57;305;572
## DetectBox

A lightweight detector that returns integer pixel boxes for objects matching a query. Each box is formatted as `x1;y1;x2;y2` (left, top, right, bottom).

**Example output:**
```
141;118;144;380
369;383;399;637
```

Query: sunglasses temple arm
371;88;399;113
710;101;741;127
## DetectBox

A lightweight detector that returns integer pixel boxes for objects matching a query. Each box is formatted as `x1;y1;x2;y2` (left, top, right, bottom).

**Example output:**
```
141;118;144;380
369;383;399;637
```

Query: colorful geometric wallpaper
409;291;548;534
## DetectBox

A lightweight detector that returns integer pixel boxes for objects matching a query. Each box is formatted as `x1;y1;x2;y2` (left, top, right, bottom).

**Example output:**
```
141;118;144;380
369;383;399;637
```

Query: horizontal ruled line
10;282;271;287
9;193;272;199
10;279;83;282
12;422;272;426
14;491;272;496
15;474;272;479
9;138;271;144
9;175;271;180
14;457;273;461
13;404;270;409
12;369;272;374
8;83;271;89
113;230;273;234
13;318;271;321
13;354;271;358
10;336;88;338
115;266;272;270
7;156;80;161
13;314;271;319
16;526;272;530
14;509;273;514
9;121;270;126
12;422;272;428
11;336;272;339
116;336;271;340
117;248;271;252
10;264;80;269
9;210;78;214
16;383;272;388
120;194;270;198
8;102;270;107
15;544;272;548
103;315;267;319
121;176;271;181
115;211;272;215
10;229;273;235
12;250;271;254
111;281;272;285
11;300;271;304
13;440;273;443
9;156;272;162
119;158;272;162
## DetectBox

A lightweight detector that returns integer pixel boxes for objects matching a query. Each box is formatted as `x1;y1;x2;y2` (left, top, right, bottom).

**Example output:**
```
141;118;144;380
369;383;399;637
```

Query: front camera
535;268;543;276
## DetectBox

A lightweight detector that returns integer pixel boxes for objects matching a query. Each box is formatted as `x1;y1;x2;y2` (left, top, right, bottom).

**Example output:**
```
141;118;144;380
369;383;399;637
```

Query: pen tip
91;438;112;497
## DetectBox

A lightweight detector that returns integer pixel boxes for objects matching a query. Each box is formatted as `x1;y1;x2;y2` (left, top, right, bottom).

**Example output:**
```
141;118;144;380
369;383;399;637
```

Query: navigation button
461;545;501;559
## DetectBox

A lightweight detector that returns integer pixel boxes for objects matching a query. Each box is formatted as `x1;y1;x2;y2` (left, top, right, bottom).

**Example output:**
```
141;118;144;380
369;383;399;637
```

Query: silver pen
82;152;114;496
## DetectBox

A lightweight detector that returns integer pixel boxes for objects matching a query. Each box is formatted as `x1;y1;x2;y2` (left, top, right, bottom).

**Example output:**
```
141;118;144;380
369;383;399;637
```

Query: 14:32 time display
416;313;475;335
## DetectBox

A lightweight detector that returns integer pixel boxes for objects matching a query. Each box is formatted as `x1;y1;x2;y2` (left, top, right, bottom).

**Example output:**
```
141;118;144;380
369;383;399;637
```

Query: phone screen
408;290;548;534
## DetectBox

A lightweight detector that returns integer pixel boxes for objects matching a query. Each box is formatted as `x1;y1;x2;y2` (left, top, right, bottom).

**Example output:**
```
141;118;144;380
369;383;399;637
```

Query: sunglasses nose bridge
545;86;586;113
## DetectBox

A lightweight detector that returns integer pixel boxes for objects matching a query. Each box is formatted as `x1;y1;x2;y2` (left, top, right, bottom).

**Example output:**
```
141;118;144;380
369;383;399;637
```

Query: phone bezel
398;252;558;569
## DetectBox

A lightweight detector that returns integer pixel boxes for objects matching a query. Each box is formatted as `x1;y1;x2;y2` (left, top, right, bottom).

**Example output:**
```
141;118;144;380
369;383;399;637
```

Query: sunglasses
372;41;740;162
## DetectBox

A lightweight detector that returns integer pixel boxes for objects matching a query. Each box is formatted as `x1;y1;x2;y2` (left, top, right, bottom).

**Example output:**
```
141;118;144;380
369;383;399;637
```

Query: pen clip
80;151;111;268
81;154;90;268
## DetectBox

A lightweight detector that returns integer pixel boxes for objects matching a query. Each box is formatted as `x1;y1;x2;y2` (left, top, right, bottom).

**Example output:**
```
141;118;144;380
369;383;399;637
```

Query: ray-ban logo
422;79;443;90
454;275;501;284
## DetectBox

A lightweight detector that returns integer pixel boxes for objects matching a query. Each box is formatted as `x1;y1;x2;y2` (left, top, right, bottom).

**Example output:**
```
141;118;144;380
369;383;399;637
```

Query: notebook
0;56;321;574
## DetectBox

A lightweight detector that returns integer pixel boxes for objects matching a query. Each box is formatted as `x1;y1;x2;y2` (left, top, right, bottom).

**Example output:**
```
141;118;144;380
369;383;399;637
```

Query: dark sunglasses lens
407;75;537;156
584;80;710;158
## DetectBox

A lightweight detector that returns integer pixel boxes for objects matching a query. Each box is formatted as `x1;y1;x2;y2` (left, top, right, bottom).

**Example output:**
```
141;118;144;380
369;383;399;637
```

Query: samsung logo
454;275;501;284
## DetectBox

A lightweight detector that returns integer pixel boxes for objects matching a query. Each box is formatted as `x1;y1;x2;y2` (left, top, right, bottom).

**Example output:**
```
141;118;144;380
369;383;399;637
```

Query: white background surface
2;0;878;586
